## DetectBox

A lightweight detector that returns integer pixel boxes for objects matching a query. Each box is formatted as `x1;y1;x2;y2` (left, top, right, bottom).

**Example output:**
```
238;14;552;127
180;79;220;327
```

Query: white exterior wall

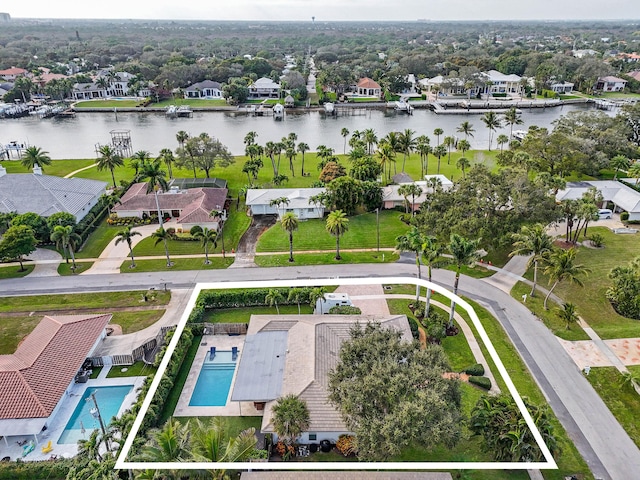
627;212;640;221
272;431;348;444
115;210;144;218
76;190;106;222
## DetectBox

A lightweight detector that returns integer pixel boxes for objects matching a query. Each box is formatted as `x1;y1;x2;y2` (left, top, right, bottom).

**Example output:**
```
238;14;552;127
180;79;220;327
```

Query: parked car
598;208;613;220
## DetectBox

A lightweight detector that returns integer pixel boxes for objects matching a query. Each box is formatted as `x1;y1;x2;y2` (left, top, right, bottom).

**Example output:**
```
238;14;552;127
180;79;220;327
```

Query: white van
598;209;613;220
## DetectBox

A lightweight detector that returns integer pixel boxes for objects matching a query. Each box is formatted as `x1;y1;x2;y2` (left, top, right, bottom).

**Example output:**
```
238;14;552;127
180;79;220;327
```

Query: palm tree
556;302;579;330
497;134;510;153
457;139;471;157
297;142;309;176
157;148;175;179
309;287;327;313
96;145;124;188
176;130;189;149
510;223;554;297
610;154;631;180
270;196;290;217
376;142;396;181
543;248;591;310
629;162;640;185
50;225;81;270
151;227;173;267
396;226;426;302
447;234;481;325
190;417;257;469
77;429;104;463
481;111;503;151
195;227;218;264
115;226;141;268
503;107;524;140
397;183;423;214
433;127;444;146
398;128;417;172
288;288;307;314
326;210;349;260
456;156;470;177
341;127;350;154
443;135;455;164
139;159;169;227
21;146;52;172
363;128;378;155
137;417;190;478
266;288;284;314
244;130;258;146
422;235;443;316
433;145;447;175
457;121;475;140
272;394;311;446
281;212;299;262
285;147;297;176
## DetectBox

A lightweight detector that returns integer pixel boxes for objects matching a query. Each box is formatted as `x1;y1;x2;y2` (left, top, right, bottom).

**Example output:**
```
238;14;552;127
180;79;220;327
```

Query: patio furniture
22;441;34;457
209;346;216;360
232;346;238;361
41;440;53;454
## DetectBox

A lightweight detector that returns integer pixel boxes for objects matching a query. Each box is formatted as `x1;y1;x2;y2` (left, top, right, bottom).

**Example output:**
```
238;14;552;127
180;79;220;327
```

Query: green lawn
203;305;313;323
107;361;157;378
0;315;42;354
254;251;399;267
74;99;145;108
0;290;171;313
528;227;640;340
585;367;640;448
443;263;494;279
111;310;166;334
0;264;34;279
257;210;409;252
159;335;201;424
76;223;123;259
151;98;228;107
1;158;97;177
57;261;94;275
120;257;234;273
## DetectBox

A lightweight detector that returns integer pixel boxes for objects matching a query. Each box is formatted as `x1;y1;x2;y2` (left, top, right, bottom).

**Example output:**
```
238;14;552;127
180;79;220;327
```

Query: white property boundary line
116;276;558;471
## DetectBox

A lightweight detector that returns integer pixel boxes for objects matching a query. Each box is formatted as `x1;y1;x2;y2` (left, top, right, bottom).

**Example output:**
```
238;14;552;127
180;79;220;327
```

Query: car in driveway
598;208;613;219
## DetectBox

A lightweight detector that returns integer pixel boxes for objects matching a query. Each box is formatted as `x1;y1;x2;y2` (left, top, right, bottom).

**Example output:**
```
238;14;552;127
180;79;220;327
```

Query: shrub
462;363;485;376
469;375;492;390
620;211;630;221
423;309;447;343
190;225;203;236
328;305;362;314
336;434;357;456
407;316;420;340
589;232;605;248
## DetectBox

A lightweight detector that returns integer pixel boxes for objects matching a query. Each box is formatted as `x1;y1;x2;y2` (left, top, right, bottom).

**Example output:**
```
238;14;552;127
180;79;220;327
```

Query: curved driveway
2;264;640;479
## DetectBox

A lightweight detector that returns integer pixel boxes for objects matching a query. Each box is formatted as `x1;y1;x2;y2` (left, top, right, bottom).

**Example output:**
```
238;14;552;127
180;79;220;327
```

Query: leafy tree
510;224;553;297
194;227;218;264
447;234;481;324
271;395;310;445
325;176;363;215
0;225;37;271
281;212;299;263
115;226;141;269
21;146;51;171
328;322;462;461
543;248;590;310
50;225;81;269
326;210;349;260
0;212;17;235
607;257;640;319
265;288;284;314
96;145;124;189
46;212;76;232
11;212;49;244
151;227;173;267
470;394;559;462
319;161;347;183
350;156;382;182
556;302;580;330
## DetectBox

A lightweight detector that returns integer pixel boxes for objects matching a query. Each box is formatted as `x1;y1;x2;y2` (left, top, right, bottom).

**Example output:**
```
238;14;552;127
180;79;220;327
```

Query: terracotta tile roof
628;71;640;81
0;67;27;76
0;314;111;420
357;77;381;90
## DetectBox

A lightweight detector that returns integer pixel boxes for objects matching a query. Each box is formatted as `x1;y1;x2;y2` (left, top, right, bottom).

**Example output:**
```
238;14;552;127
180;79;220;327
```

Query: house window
308;433;317;441
308;208;314;213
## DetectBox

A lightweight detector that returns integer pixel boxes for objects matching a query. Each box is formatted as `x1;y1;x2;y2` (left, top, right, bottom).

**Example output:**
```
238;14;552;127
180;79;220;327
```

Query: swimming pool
189;350;237;407
57;385;133;445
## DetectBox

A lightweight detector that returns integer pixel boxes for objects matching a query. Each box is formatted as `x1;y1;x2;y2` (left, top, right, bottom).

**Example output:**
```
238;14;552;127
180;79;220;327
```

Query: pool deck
174;334;263;418
0;367;145;462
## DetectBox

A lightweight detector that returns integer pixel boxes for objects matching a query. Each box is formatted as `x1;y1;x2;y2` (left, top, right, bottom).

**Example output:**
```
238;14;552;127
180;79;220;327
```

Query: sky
5;0;640;22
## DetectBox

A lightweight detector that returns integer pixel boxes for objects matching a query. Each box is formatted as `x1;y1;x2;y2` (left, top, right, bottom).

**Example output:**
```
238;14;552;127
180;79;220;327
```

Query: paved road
2;264;640;478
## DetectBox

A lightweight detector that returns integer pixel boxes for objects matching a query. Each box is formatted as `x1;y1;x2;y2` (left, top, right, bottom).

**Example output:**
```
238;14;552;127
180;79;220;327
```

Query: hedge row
462;363;485;376
469;375;492;390
0;459;73;480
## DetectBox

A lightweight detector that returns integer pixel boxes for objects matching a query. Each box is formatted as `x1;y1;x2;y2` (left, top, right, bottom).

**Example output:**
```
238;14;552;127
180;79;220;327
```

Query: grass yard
257;210;409;252
528;227;640;340
159;335;201;424
76;223;123;259
1;158;96;177
57;261;94;275
0;264;34;279
0;290;171;313
120;257;234;272
0;315;43;354
111;310;166;334
443;263;494;279
106;361;157;378
585;367;640;448
254;251;399;267
203;304;313;323
151;98;228;107
74;99;145;108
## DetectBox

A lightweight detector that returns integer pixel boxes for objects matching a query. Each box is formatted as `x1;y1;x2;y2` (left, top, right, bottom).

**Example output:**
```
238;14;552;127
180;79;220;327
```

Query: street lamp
375;208;380;253
86;391;110;450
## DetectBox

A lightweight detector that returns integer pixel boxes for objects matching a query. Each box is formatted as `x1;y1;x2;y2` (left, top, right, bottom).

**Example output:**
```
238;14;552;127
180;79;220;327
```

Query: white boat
273;103;285;120
512;130;527;141
165;105;177;118
324;102;335;115
394;99;414;115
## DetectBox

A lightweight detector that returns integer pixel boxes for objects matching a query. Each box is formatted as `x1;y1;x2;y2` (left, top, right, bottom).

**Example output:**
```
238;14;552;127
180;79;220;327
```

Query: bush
196;287;312;310
190;225;203;236
589;232;605;248
328;305;362;314
468;375;492;390
462;363;485;376
407;316;420;340
621;212;630;221
336;434;357;456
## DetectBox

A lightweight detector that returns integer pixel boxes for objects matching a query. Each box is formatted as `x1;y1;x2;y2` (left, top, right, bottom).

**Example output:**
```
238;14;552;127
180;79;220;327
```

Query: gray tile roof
246;188;325;210
0;173;106;219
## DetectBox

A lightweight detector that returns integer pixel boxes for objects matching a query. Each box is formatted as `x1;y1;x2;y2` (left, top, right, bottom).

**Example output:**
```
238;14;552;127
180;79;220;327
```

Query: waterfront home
0;165;106;222
595;76;627;92
382;175;453;211
556;180;640;220
0;314;111;446
245;188;326;219
72;70;151;100
184;80;224;99
0;66;28;81
419;75;466;95
551;81;574;94
482;70;523;95
230;314;412;444
355;77;382;97
248;77;281;99
112;182;228;232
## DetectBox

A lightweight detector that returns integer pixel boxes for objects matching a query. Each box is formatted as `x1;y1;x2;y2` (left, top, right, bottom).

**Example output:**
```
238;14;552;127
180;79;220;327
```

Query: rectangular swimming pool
57;385;133;445
189;350;237;407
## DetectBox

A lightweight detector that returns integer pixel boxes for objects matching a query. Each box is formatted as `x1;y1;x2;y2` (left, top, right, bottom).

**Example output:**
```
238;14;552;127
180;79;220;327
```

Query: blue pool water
189;350;237;407
57;385;133;444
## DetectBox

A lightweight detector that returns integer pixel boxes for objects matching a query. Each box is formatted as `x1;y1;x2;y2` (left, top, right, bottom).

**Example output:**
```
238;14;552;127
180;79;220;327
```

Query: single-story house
556;180;640;221
0;165;107;222
246;188;326;219
248;77;281;99
184;80;223;99
230;314;412;443
551;82;574;94
112;182;228;232
0;67;28;81
595;76;627;92
355;77;381;97
0;314;111;444
382;175;453;211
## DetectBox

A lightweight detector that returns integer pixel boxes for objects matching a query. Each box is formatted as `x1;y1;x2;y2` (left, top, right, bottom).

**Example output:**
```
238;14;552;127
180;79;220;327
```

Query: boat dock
0;141;29;159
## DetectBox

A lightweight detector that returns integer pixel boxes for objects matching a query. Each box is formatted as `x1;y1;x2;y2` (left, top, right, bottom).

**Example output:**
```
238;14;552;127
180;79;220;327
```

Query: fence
88;325;174;367
205;322;248;335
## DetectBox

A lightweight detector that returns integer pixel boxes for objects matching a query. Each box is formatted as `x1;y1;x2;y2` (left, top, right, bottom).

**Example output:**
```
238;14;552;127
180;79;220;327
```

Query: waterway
0;103;610;160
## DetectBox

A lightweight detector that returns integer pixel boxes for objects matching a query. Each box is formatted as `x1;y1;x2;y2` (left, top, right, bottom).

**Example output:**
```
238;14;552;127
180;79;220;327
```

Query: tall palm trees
176;130;189;149
443;136;455;164
510;224;553;297
399;128;417;172
482;111;503;151
266;288;284;314
456;156;470;177
503;107;523;141
395;226;426;302
542;248;590;310
190;417;257;465
457;121;475;140
151;227;173;267
397;184;423;215
416;135;431;178
433;127;444;147
447;234;481;324
281;212;299;262
297;142;309;176
50;224;81;270
115;227;141;268
326;210;349;260
96;145;124;188
376;142;396;181
422;235;443;316
139;159;169;227
610;155;630;180
341;127;350;154
195;227;218;264
21;146;51;172
272;394;310;446
157;148;175;179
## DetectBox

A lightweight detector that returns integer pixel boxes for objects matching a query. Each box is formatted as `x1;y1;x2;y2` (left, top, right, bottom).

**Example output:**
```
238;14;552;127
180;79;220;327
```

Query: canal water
0;104;605;160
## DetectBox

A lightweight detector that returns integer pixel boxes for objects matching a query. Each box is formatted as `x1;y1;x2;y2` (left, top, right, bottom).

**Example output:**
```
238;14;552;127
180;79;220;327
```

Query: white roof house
0;166;107;221
248;77;281;99
556;180;640;221
482;70;522;94
246;188;326;219
382;175;453;211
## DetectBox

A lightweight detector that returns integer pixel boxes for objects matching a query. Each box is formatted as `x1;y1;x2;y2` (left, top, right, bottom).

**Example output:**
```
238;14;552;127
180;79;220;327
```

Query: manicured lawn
203;305;313;323
0;290;171;313
76;223;123;259
120;257;234;273
528;227;640;340
585;367;640;448
443;263;494;279
89;367;102;379
151;98;228;107
107;361;157;378
132;237;205;256
159;335;201;424
511;282;591;341
256;210;409;252
111;310;166;334
57;261;94;275
254;251;399;267
74;99;145;108
0;315;42;354
0;264;34;279
1;158;96;177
